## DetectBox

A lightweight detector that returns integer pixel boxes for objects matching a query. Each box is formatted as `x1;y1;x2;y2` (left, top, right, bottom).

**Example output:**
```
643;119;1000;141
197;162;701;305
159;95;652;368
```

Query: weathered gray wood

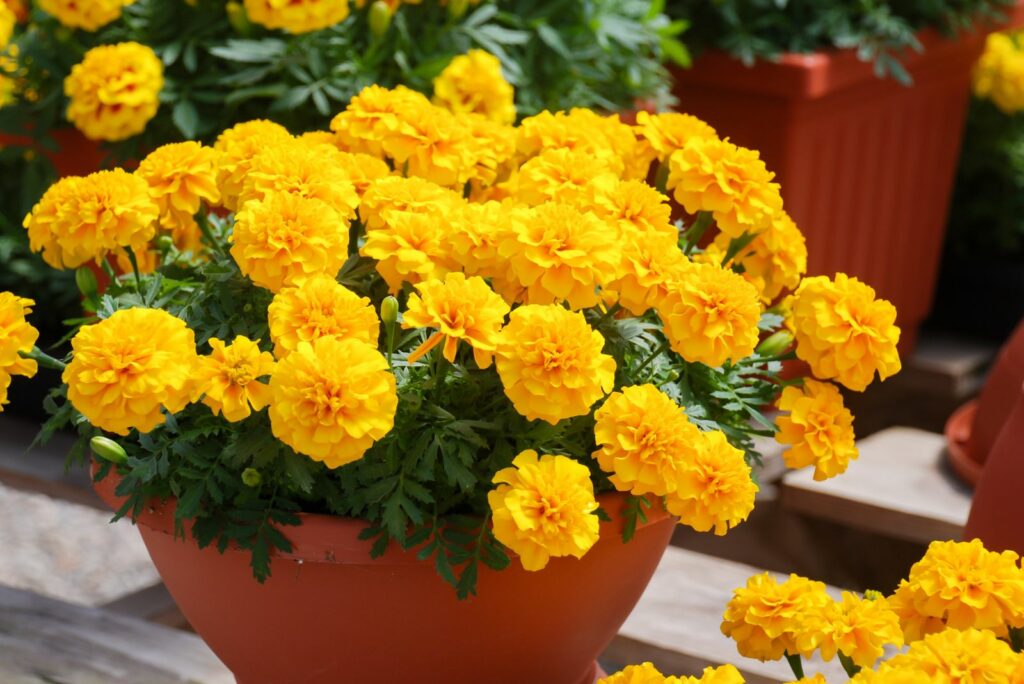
102;581;190;629
897;334;995;401
780;427;971;545
0;584;232;684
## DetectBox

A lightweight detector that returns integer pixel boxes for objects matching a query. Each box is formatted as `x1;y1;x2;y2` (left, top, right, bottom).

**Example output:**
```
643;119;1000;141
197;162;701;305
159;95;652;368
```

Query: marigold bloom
495;304;615;424
37;0;131;31
514;148;617;206
23;169;158;270
667;136;783;239
587;178;677;242
381;103;477;187
813;592;904;668
889;539;1024;642
785;676;828;684
447;200;517;281
64;309;198;435
973;32;1024;114
332;150;392;196
776;379;858;481
790;274;901;391
609;233;692;316
883;628;1020;683
0;293;38;412
0;4;13;48
658;261;761;367
268;274;379;356
597;662;667;684
243;0;349;33
403;273;510;368
214;120;293;211
517;109;644;177
136;142;221;252
231;193;349;292
464;114;517;188
361;210;458;293
330;84;432;158
710;210;807;303
677;665;746;684
433;49;516;125
195;336;276;423
721;572;832;661
668;430;757;535
635;110;718;163
269;336;397;468
594;384;703;497
488;450;600;571
502;203;619;310
64;42;163;142
358;175;460;231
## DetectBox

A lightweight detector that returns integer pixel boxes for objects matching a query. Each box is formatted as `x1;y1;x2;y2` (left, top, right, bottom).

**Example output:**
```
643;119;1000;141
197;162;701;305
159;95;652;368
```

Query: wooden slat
896;334;994;401
605;547;847;683
0;584;232;684
102;582;190;630
780;427;971;545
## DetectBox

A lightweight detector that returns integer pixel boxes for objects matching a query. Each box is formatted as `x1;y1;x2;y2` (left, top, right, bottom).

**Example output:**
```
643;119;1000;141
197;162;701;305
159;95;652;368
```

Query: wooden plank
0;584;232;684
780;427;971;545
102;582;191;630
896;334;994;401
605;547;847;683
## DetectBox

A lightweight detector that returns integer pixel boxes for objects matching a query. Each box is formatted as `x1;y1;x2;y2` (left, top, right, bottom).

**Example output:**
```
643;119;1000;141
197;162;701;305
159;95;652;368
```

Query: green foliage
669;0;1013;83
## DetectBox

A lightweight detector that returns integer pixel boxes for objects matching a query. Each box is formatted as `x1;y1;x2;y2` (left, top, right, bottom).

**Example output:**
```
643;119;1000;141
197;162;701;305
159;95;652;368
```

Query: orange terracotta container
92;468;673;684
670;17;1017;354
0;127;105;178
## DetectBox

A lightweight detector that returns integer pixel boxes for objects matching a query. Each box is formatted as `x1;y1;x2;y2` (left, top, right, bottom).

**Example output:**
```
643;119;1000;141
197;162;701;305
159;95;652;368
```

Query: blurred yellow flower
597;662;667;684
136;142;221;253
668;430;757;535
677;664;746;684
433;49;515;125
815;592;904;668
973;32;1024;114
37;0;132;31
243;0;349;33
0;293;38;412
883;628;1020;683
488;450;600;571
64;42;163;142
495;304;615;424
195;336;276;423
361;210;458;293
776;379;858;481
635;110;718;163
0;4;13;48
331;84;431;158
269;336;396;468
267;274;379;356
64;308;198;435
213;120;292;211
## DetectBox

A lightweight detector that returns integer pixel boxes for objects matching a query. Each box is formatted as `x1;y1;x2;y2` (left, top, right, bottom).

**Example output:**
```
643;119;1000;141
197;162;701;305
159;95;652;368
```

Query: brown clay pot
945;320;1024;486
0;128;106;178
669;8;1022;355
92;467;673;684
963;383;1024;552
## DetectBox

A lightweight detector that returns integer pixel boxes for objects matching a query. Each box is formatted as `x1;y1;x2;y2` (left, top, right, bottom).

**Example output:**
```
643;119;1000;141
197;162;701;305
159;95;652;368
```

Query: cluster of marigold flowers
12;82;901;571
712;539;1024;682
973;30;1024;114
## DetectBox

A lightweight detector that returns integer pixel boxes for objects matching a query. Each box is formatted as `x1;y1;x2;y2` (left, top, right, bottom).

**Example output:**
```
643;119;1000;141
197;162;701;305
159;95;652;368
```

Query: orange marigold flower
668;430;757;535
813;592;904;668
332;150;392;197
464;114;517;188
447;199;518;282
775;379;858;481
488;450;600;571
403;272;510;368
882;628;1019;683
433;49;516;125
597;662;667;684
675;665;746;684
709;210;807;303
514;148;618;206
0;293;38;412
330;84;431;158
0;4;14;47
789;274;901;392
608;232;692;316
268;336;397;468
586;178;677;242
381;103;477;188
267;274;379;356
195;336;276;423
23;169;158;270
37;0;130;31
358;175;461;231
516;109;644;178
495;304;615;424
231;193;349;292
214;120;292;211
64;308;198;435
634;110;718;163
361;210;458;293
243;0;349;33
136;142;221;253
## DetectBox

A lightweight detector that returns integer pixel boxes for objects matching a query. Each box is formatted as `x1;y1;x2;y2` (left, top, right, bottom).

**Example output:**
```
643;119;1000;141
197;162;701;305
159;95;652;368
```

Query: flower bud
155;235;175;253
75;267;98;300
90;436;128;464
242;467;262;487
447;0;469;20
756;330;794;357
380;295;399;325
226;1;252;35
368;1;392;38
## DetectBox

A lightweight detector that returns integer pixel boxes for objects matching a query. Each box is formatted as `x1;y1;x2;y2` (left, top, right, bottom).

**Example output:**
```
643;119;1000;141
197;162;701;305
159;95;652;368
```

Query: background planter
670;19;1015;354
93;470;674;684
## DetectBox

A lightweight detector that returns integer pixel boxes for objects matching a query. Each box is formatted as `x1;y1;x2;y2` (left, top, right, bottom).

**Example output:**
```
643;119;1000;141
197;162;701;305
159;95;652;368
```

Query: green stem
385;322;397;368
681;211;713;256
654;161;670;194
432;347;450;397
124;246;143;293
838;652;861;678
784;653;805;680
634;339;670;375
196;212;228;258
1010;627;1024;653
101;257;117;281
23;346;66;371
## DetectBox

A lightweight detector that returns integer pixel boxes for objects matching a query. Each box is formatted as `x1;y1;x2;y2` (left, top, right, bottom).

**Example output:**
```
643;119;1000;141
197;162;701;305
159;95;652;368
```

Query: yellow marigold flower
635;110;719;163
243;0;348;33
608;232;692;316
136;142;221;252
502;203;619;310
973;32;1024;115
361;210;458;293
488;450;600;572
231;193;349;292
447;199;517;280
790;274;901;392
587;178;677;242
296;130;336;147
676;665;746;684
516;109;644;178
23;169;158;270
64;42;163;142
464;113;517;188
403;272;510;368
382;103;477;187
238;140;359;221
658;261;761;367
711;210;808;303
593;384;703;497
668;430;757;535
812;592;904;668
890;539;1024;642
267;274;379;356
775;379;858;481
268;336;397;468
195;336;276;423
495;304;615;424
0;4;13;48
667;136;783;239
0;293;38;412
721;572;832;661
597;662;667;684
330;84;431;158
333;150;392;197
514;148;617;206
64;309;198;435
884;628;1020;683
358;175;460;231
4;0;27;22
214;120;292;211
0;49;16;107
786;676;828;684
432;49;516;125
37;0;131;31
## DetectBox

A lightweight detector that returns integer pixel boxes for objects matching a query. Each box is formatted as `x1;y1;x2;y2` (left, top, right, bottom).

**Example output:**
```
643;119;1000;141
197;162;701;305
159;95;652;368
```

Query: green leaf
172;100;200;139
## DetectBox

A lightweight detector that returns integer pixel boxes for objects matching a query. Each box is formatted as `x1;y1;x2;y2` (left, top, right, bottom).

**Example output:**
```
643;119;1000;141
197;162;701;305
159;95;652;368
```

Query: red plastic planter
0;127;105;178
670;13;1020;354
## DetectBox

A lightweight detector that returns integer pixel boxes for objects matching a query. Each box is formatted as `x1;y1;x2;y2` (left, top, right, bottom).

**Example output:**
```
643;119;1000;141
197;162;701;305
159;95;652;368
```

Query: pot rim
944;400;982;487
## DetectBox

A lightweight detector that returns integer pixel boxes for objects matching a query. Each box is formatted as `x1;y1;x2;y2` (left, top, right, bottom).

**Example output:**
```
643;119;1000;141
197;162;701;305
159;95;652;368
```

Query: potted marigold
664;0;1020;353
6;88;900;683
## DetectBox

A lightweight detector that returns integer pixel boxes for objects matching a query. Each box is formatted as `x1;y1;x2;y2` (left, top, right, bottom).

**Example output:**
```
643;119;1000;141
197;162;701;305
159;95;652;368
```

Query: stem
784;653;805;680
1011;627;1024;653
124;246;143;293
681;211;713;256
838;652;861;678
23;346;66;371
385;321;397;368
196;212;228;258
634;339;670;374
654;161;670;194
101;257;117;281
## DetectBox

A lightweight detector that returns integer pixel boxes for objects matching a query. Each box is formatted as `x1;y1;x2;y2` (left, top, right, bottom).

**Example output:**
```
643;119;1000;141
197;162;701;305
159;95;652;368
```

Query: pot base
945;400;982;487
234;661;605;684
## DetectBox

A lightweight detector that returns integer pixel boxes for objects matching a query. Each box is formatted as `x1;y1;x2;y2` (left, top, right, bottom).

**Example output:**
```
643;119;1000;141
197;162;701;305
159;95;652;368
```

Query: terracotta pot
0;128;106;178
963;383;1024;551
92;466;673;684
669;9;1022;355
945;319;1024;486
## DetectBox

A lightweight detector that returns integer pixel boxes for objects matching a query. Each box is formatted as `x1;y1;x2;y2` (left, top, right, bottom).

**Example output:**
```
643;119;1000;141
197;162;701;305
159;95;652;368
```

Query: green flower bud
380;296;399;325
242;468;262;487
155;235;175;253
90;436;128;464
447;0;469;20
368;1;392;38
756;330;794;357
75;267;99;300
864;589;883;601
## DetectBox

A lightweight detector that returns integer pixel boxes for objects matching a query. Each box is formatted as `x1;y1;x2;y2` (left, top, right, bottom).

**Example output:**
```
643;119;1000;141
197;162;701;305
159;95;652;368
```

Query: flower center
226;362;255;387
